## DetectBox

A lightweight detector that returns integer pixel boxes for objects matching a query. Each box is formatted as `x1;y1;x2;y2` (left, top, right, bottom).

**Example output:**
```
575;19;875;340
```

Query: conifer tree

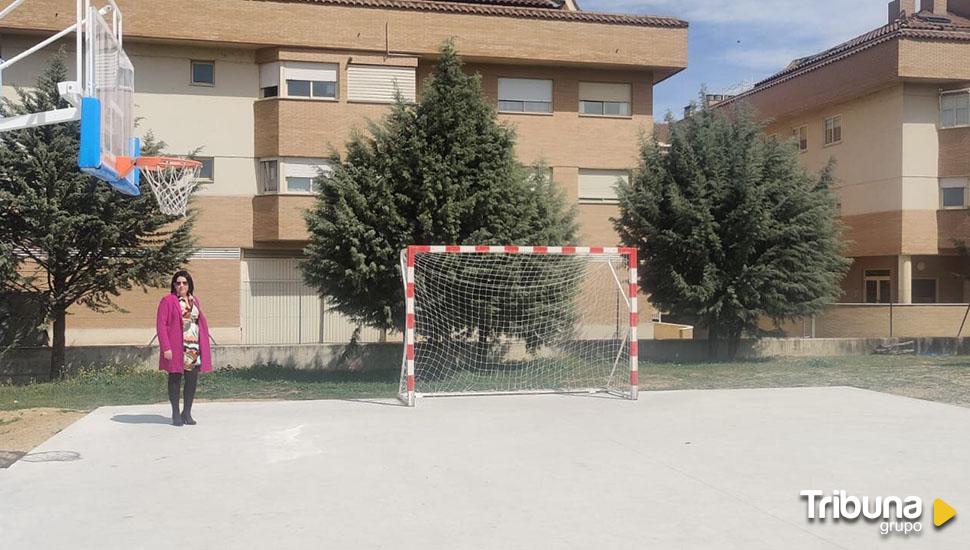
0;53;196;378
303;42;577;336
614;102;850;358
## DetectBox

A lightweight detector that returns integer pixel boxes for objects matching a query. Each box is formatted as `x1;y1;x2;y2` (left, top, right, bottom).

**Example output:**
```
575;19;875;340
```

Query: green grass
0;365;400;411
1;355;969;411
639;355;970;408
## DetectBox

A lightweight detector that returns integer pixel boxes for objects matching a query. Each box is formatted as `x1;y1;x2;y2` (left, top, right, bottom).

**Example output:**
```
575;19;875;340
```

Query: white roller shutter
259;62;280;88
347;65;417;103
578;169;628;202
282;62;338;82
579;82;631;103
498;78;552;102
282;158;332;179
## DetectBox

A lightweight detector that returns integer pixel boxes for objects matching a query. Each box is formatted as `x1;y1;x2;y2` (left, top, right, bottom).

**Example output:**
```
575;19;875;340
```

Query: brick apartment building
719;0;970;312
0;0;688;345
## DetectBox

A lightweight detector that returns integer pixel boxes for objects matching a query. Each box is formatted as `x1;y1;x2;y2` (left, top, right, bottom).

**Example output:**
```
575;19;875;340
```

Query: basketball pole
0;0;94;130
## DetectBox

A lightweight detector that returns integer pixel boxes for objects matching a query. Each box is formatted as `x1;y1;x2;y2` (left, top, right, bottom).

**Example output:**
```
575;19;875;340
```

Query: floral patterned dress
179;295;202;370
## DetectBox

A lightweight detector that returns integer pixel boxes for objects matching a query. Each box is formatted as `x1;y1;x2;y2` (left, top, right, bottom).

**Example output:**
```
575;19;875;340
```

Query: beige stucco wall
0;37;260;197
766;84;905;217
765;82;968;257
127;43;258;197
901;82;941;210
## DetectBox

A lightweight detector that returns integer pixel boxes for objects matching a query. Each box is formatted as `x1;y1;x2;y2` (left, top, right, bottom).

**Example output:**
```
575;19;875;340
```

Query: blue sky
580;0;891;119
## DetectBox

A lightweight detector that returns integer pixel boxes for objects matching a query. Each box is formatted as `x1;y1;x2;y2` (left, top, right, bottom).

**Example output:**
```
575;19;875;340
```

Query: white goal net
400;245;639;406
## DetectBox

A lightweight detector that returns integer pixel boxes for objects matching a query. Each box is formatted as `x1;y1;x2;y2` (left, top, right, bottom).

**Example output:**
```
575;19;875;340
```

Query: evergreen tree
303;42;577;337
0;241;23;355
614;102;850;358
0;53;196;378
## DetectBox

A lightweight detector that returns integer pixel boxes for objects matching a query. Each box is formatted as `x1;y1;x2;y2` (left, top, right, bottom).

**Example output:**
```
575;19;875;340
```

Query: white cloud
584;0;887;44
582;0;897;115
582;0;890;77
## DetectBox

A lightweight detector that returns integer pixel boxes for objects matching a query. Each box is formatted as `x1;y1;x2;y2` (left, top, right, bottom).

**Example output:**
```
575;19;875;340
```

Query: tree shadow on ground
220;365;399;384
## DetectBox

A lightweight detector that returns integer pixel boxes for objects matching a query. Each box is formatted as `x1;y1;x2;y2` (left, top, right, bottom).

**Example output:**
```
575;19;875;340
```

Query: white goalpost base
400;245;639;406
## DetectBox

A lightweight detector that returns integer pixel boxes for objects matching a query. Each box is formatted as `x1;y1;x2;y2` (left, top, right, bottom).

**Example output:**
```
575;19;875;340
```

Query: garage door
241;257;383;344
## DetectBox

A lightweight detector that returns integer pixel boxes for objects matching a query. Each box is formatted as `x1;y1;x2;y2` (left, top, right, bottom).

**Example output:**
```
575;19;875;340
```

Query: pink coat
156;293;213;373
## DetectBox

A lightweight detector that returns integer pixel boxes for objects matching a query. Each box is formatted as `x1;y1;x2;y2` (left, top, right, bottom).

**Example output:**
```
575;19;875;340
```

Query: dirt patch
0;408;86;468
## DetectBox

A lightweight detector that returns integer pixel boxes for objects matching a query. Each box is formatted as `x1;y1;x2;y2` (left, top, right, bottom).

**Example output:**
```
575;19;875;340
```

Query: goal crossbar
400;245;639;406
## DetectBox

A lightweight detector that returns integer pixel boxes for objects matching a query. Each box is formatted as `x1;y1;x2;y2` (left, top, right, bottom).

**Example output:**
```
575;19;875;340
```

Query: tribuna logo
801;490;923;536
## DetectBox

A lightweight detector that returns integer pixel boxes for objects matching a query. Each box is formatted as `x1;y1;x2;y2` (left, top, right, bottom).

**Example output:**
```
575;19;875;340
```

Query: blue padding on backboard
78;96;140;196
78;97;101;170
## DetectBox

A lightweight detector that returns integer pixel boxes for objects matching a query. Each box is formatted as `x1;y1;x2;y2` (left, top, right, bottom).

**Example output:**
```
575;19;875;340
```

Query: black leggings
168;369;199;417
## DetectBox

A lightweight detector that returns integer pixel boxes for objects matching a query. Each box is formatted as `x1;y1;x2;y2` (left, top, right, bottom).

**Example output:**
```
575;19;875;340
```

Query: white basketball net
141;162;201;216
401;250;637;403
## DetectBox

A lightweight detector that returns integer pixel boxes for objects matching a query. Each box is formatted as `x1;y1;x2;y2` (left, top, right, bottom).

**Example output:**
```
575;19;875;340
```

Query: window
498;78;552;113
260;62;338;100
259;62;280;98
347;65;416;103
792;126;808;152
286;177;314;193
941;91;970;128
194;157;215;182
941;177;967;208
284;158;331;193
191;61;215;86
578;82;631;117
864;269;891;304
259;160;278;193
260;158;331;194
287;80;311;97
284;63;337;100
824;115;842;145
311;81;336;98
912;279;937;304
942;188;965;208
578;169;629;203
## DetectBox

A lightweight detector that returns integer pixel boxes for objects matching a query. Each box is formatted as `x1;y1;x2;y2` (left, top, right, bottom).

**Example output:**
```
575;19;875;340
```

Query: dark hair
170;270;195;295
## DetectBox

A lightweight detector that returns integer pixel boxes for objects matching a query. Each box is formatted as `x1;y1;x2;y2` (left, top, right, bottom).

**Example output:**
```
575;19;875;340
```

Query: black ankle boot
181;411;196;425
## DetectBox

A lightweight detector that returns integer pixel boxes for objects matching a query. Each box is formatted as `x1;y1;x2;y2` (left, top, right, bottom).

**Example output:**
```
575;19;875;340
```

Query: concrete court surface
0;387;968;549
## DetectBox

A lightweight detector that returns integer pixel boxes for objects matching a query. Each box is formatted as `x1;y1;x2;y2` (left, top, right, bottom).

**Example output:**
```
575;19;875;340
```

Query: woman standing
156;270;213;426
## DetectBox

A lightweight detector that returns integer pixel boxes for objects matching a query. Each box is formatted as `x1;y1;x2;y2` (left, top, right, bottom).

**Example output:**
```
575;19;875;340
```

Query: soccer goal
399;245;639;406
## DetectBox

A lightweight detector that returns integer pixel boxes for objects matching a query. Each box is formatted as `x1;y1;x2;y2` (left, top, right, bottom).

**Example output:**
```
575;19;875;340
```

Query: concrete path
1;387;968;549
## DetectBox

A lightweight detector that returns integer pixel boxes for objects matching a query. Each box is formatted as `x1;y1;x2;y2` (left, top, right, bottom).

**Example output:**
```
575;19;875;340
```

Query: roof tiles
262;0;688;27
720;11;970;105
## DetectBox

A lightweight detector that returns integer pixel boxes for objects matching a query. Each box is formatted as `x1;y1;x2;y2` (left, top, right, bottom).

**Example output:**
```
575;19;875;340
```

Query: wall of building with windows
0;31;671;343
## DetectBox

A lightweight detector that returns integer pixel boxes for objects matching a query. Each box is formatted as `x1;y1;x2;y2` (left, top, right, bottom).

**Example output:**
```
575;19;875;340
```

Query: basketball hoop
122;156;202;216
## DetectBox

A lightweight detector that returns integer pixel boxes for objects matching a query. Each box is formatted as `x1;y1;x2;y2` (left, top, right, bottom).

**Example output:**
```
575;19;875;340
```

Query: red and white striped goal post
401;245;639;406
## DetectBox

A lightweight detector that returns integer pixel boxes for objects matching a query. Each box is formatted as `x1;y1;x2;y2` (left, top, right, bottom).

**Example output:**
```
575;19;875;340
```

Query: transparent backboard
78;2;138;195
